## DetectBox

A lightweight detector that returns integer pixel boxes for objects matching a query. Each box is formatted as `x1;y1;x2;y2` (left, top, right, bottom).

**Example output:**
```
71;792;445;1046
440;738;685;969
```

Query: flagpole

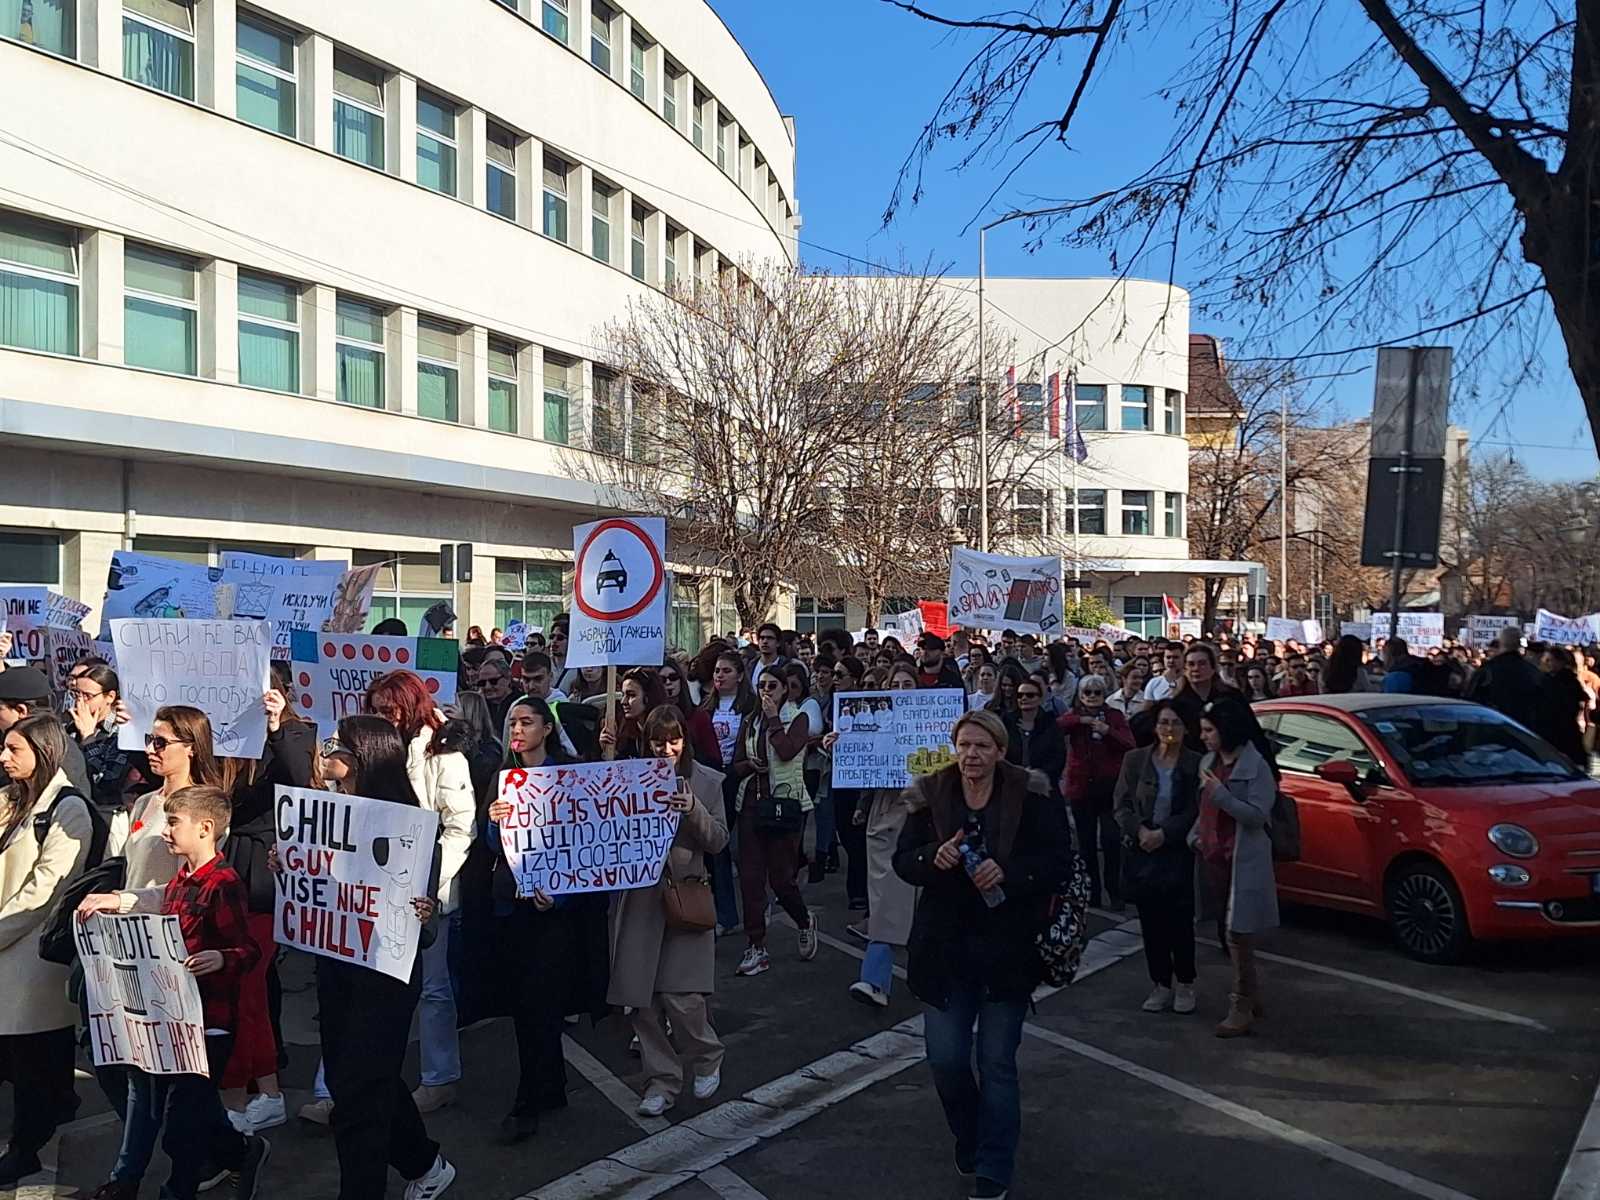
977;227;990;554
1070;369;1082;586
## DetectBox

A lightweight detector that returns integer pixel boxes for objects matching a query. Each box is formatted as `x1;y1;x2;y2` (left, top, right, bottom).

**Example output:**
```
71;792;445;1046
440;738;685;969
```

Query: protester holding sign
0;715;92;1186
363;670;476;1116
607;706;730;1116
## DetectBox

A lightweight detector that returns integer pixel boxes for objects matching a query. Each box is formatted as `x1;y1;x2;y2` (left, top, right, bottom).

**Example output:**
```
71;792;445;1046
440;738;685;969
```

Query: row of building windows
1011;381;1185;436
3;1;784;296
989;488;1186;539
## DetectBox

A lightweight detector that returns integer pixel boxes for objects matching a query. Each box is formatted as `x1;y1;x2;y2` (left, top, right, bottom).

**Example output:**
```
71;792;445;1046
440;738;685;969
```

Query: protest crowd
0;551;1597;1200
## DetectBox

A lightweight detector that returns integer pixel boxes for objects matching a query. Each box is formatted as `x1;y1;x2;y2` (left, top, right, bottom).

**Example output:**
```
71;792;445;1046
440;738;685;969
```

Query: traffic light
439;542;475;584
456;542;474;583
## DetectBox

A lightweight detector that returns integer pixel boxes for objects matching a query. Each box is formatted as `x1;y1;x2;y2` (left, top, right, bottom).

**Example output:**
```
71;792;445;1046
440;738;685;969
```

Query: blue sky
709;0;1599;482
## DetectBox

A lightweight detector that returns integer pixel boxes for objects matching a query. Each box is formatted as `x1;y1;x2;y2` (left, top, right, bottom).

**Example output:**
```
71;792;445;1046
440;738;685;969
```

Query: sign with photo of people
830;689;965;789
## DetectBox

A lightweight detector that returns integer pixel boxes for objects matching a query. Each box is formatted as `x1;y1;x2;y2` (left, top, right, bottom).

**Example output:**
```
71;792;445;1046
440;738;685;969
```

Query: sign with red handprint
73;913;209;1076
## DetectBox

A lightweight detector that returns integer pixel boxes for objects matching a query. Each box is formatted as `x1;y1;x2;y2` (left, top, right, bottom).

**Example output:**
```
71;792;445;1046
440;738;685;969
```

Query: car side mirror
1314;759;1359;785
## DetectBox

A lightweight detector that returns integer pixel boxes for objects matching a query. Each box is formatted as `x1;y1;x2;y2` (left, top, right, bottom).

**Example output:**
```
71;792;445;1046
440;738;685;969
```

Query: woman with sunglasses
702;652;754;934
1004;677;1066;800
1058;675;1135;910
729;666;818;977
113;706;225;889
659;662;721;768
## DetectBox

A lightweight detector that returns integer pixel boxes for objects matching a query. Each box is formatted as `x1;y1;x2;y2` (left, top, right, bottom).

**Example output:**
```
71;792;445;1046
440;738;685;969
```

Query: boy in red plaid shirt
79;785;271;1200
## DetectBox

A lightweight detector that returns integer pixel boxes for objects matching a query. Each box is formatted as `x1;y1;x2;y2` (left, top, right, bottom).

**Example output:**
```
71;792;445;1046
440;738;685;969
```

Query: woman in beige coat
608;706;729;1117
0;714;91;1185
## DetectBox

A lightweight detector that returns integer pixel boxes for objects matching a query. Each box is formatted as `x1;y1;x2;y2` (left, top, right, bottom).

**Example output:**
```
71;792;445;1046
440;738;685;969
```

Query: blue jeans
418;919;461;1087
860;941;895;995
810;791;836;875
114;1034;245;1198
921;983;1027;1188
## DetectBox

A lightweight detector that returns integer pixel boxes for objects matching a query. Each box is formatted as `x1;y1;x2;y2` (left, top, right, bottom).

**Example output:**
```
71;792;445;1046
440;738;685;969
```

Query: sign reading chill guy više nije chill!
566;516;668;668
274;786;439;982
289;631;459;732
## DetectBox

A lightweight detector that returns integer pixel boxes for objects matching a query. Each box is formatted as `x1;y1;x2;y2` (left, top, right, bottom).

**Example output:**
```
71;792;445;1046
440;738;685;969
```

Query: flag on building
1163;594;1183;622
1047;371;1061;439
1064;369;1087;463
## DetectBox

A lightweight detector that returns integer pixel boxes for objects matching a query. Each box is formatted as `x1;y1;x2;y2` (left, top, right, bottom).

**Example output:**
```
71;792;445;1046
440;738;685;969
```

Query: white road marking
1195;937;1550;1032
1023;1022;1482;1200
701;1165;775;1199
1554;1068;1600;1200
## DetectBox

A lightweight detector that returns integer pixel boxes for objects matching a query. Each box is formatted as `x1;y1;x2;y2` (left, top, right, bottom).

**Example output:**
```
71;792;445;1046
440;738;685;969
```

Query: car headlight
1487;824;1540;858
1487;864;1532;886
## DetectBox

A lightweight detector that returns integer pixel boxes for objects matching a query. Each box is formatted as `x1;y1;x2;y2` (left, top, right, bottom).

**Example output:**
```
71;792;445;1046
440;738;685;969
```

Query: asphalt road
7;870;1599;1200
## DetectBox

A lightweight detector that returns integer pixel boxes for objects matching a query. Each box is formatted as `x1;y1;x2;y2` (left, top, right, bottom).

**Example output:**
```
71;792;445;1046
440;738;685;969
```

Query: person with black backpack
0;713;94;1185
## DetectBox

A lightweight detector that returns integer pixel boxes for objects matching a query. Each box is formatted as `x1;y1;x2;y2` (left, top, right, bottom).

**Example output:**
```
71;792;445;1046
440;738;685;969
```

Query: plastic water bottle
960;833;1005;908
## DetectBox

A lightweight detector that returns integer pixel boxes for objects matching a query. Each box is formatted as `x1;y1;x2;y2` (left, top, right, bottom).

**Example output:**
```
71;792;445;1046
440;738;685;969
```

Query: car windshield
1355;703;1585;787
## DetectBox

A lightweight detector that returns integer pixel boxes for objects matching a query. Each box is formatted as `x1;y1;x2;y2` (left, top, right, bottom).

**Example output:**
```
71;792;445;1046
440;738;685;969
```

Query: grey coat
866;787;918;947
607;762;729;1008
1197;743;1279;935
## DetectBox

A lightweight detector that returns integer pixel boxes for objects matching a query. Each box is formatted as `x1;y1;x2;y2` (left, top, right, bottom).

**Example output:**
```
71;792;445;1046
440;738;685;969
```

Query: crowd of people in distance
0;611;1592;1200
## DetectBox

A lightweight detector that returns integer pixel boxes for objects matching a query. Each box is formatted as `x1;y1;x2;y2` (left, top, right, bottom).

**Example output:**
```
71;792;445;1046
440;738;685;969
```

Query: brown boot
1214;992;1254;1038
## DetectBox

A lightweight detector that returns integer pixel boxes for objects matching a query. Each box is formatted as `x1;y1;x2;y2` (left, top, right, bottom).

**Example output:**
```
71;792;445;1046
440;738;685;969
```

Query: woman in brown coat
607;706;729;1117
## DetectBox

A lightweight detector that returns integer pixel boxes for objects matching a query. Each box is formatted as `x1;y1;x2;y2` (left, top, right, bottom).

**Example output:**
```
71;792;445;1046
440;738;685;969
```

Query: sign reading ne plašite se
74;913;209;1076
566;516;668;668
947;548;1063;636
111;619;273;759
496;758;679;897
830;689;965;789
290;631;459;732
274;786;439;982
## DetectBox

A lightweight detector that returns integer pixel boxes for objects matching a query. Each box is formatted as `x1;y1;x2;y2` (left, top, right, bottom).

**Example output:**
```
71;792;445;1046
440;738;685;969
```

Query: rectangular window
237;270;299;393
630;382;659;464
591;182;612;263
485;121;517;221
1066;488;1106;536
1121;384;1151;431
630;206;647;281
542;154;569;243
355;550;451;634
1122;596;1165;638
0;531;61;584
541;0;568;43
416;89;457;197
416;318;459;422
670;576;702;652
1165;388;1184;435
663;224;679;286
123;0;193;98
737;134;749;188
335;296;385;409
793;597;845;637
542;354;571;443
493;560;566;634
1164;492;1184;538
662;64;679;127
1074;383;1107;431
0;211;78;356
589;1;610;72
236;11;296;136
123;243;196;375
1014;488;1048;536
1015;382;1045;436
691;89;707;153
3;0;75;56
716;116;730;173
1121;489;1152;535
333;51;385;170
487;337;519;433
591;368;621;454
629;31;647;98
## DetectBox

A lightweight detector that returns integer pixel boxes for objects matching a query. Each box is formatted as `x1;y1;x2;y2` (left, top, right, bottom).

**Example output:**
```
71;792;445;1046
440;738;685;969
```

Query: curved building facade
0;0;797;637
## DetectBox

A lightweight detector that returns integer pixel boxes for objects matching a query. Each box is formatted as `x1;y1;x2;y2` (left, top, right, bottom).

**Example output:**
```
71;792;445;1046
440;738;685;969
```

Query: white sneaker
226;1107;253;1134
736;946;770;976
243;1092;286;1132
411;1083;457;1114
637;1092;674;1117
798;910;818;961
849;980;890;1008
692;1072;720;1101
1142;984;1175;1013
297;1098;334;1126
1173;983;1197;1014
403;1155;457;1200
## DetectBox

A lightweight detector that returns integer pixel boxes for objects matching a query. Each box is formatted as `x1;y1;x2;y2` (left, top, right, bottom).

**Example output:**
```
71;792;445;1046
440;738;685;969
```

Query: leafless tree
886;0;1600;455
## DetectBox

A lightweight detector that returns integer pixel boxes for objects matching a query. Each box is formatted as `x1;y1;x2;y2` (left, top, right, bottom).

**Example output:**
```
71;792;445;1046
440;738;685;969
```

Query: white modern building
799;277;1254;638
0;0;799;642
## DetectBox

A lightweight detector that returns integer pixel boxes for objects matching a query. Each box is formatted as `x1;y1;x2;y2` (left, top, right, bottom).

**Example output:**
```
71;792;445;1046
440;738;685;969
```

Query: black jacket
225;720;317;913
894;760;1072;1007
1169;680;1242;753
918;657;966;692
1004;715;1066;797
1532;669;1588;766
1466;651;1545;731
77;725;134;810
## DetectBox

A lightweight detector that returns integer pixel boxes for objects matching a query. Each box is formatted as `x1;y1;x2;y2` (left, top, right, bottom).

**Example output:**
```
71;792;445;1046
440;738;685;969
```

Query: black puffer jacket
893;759;1072;1008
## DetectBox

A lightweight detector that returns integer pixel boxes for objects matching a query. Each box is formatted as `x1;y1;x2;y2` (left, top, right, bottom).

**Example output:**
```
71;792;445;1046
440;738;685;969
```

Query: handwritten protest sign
1367;613;1445;649
111;619;273;758
102;552;234;636
1266;617;1324;645
219;551;346;581
0;587;49;638
831;689;965;789
229;574;339;660
495;758;678;897
74;913;209;1076
290;631;458;733
43;627;95;691
274;786;439;981
567;517;667;667
1534;608;1600;646
947;548;1063;636
1464;615;1520;647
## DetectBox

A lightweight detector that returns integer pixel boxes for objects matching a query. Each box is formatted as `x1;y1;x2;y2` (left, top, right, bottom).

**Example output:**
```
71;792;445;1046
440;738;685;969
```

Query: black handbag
754;777;805;834
1119;829;1191;904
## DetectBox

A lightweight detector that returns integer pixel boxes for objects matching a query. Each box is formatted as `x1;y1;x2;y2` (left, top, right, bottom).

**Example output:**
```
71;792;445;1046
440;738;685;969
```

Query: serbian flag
1048;371;1061;438
1064;370;1087;462
1163;594;1183;622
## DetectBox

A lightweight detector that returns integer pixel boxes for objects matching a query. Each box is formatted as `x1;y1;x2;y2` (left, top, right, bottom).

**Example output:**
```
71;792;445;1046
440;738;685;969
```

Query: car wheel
1385;861;1472;964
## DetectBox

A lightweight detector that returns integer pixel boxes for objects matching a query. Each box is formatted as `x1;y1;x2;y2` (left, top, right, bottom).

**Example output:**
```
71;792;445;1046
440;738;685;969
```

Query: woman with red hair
364;670;476;1116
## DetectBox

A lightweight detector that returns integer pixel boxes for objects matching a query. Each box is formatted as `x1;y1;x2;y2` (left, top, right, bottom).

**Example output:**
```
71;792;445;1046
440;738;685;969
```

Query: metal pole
978;227;990;553
1279;389;1288;618
1387;348;1421;642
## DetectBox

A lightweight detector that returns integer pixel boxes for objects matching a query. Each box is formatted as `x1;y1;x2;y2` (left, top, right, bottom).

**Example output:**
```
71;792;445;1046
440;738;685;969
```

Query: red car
1252;694;1600;963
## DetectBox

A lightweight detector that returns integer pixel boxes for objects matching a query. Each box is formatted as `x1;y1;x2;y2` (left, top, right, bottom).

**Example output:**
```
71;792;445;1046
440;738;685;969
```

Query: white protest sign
1367;612;1445;649
947;548;1063;635
43;627;95;691
219;551;346;581
1465;615;1520;647
227;572;340;660
111;619;273;757
495;758;678;896
102;551;234;636
1340;621;1373;642
888;607;925;640
831;688;964;789
0;587;49;638
567;517;667;668
1266;617;1324;645
74;913;209;1076
1175;618;1203;638
289;631;459;733
1062;625;1108;644
502;621;529;652
274;786;439;981
1534;608;1600;646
